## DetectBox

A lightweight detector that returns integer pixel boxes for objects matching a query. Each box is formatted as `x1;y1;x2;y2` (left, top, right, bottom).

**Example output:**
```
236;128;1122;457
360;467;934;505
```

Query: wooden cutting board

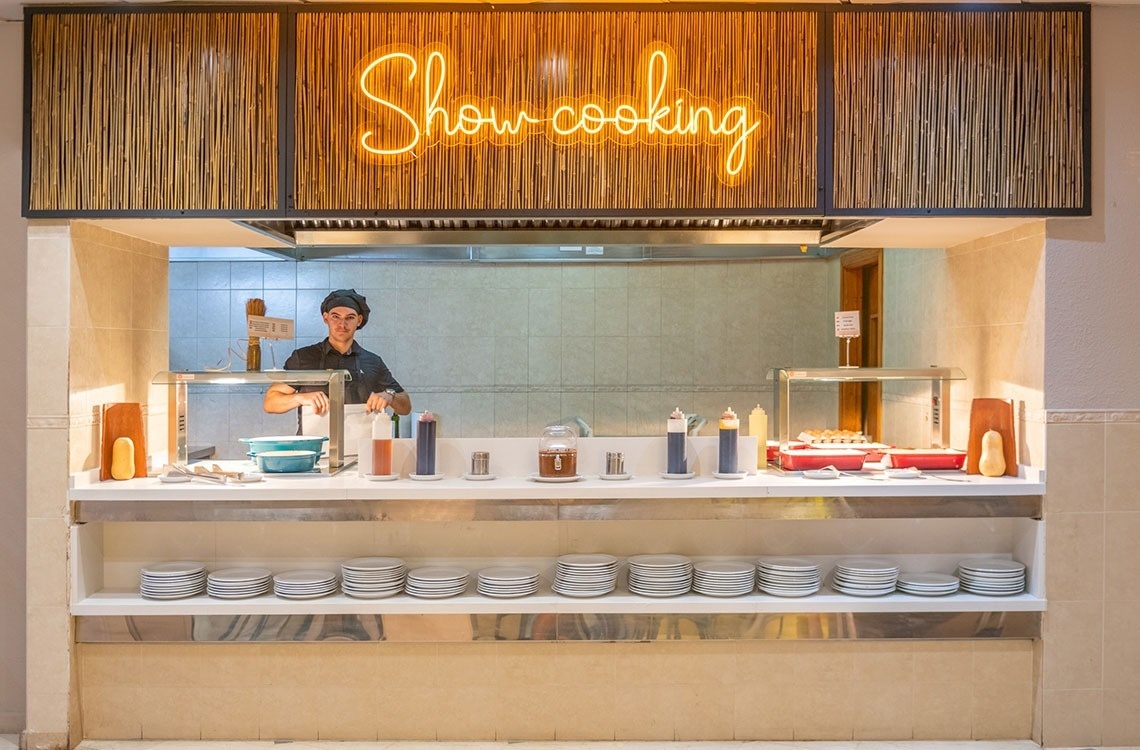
100;402;147;480
966;398;1017;476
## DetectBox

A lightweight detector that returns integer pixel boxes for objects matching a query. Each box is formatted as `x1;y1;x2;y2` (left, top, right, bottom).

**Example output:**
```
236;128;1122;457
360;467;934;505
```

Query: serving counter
68;437;1046;643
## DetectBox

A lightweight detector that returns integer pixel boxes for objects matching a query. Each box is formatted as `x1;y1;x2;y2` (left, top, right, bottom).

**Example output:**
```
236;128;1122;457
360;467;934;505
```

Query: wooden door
838;248;883;440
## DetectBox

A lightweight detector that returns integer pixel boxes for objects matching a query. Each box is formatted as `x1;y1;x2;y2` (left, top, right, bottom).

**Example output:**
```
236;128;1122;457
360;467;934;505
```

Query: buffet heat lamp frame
152;370;352;472
768;366;967;451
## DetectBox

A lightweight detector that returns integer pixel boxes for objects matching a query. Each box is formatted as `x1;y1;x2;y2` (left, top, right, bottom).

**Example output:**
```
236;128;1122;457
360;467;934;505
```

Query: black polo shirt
283;338;404;404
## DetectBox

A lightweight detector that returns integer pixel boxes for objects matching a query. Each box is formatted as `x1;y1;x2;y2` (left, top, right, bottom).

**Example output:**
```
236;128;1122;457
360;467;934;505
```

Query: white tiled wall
170;258;843;457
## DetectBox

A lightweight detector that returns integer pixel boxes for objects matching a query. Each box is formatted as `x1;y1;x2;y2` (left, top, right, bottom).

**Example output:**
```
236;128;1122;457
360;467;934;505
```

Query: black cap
320;289;371;329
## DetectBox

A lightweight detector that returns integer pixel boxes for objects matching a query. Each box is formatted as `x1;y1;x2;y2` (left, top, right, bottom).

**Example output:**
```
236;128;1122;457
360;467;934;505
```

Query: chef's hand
299;391;330;416
365;391;392;414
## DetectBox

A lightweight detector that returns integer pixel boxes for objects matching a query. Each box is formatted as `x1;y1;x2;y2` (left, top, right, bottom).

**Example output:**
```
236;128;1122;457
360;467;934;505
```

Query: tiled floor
6;733;1132;749
0;740;1128;750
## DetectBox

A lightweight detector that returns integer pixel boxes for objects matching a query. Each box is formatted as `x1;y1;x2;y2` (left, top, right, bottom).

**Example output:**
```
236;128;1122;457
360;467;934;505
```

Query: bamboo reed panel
294;11;818;213
28;12;279;212
831;10;1085;210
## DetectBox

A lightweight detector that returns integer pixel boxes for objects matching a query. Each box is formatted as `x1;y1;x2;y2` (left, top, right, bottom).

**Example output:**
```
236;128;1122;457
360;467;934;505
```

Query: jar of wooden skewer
246;298;265;371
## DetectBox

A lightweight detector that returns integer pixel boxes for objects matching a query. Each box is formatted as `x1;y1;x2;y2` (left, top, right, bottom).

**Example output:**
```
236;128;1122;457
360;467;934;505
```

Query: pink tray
881;449;967;470
779;448;866;471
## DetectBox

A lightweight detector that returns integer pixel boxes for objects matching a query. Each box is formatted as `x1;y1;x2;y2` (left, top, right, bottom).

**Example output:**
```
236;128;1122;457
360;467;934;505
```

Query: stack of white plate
831;557;900;597
341;557;407;599
957;558;1026;595
627;554;693;597
273;569;339;599
405;566;469;598
476;566;540;598
206;567;272;599
692;560;755;597
140;561;207;600
896;572;960;596
756;556;821;597
552;554;620;597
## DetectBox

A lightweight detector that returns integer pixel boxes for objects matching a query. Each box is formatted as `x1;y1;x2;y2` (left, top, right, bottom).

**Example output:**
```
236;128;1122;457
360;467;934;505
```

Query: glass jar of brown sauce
538;424;578;478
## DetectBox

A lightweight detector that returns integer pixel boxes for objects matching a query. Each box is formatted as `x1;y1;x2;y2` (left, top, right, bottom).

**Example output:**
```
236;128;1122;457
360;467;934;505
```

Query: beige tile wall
26;221;170;745
882;222;1045;462
69;221;170;471
25;222;75;745
77;640;1034;741
1040;414;1140;747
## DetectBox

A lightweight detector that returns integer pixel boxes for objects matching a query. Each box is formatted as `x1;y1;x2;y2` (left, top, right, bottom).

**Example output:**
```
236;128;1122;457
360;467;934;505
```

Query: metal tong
162;463;251;484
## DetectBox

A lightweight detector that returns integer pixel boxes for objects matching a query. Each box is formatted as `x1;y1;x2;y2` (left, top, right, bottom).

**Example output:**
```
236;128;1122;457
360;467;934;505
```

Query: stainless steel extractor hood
239;217;874;262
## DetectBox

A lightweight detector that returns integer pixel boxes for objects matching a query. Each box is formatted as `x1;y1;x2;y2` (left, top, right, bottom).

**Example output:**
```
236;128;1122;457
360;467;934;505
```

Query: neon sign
354;43;769;185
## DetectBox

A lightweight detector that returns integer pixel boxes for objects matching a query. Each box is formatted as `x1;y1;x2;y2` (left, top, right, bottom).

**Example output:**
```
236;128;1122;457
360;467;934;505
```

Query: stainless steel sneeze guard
75;611;1041;643
72;493;1043;523
153;370;351;471
768;366;968;449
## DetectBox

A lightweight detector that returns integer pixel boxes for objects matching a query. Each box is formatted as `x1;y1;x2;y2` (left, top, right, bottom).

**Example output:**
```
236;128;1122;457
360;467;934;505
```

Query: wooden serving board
966;398;1017;476
100;402;147;480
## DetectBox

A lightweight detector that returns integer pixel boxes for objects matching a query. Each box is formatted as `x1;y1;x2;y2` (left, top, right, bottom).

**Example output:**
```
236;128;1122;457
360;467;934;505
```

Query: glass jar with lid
538;424;578;478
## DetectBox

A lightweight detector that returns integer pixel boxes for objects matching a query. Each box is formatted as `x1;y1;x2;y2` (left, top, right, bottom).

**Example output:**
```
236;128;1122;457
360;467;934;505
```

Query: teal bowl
254;450;320;473
241;436;326;456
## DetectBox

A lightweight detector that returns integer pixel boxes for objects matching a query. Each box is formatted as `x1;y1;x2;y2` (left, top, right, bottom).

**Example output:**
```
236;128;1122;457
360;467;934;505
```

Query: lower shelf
74;584;1044;642
74;586;1046;616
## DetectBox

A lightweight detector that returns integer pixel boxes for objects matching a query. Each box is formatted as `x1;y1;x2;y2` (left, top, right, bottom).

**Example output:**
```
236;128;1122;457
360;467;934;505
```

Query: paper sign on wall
834;310;861;339
247;315;295;340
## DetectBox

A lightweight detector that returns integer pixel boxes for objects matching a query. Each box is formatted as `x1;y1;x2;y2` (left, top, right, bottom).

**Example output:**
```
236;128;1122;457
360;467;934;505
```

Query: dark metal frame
21;3;1093;221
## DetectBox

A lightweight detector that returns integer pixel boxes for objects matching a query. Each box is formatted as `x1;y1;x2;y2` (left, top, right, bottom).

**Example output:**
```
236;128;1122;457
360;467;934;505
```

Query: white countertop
70;464;1044;501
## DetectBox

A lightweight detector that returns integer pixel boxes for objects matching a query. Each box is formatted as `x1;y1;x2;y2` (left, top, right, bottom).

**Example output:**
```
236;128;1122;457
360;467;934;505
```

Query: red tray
779;448;866;471
881;449;967;470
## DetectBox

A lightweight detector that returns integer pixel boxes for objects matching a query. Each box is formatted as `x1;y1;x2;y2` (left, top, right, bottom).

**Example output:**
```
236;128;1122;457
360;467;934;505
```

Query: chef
263;289;412;425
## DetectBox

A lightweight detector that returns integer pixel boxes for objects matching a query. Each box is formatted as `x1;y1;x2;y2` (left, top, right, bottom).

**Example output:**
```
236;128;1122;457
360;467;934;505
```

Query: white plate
478;566;540;581
529;473;582;483
759;586;820;598
692;587;753;597
898;572;959;586
835;557;899;573
694;561;755;575
463;473;497;481
366;473;399;481
552;585;615;598
207;590;270;600
758;556;819;571
660;472;695;480
158;474;191;484
558;554;619;567
342;588;403;599
273;570;338;586
409;473;445;481
883;467;923;479
342;557;406;571
629;587;690;598
958;559;1026;574
599;473;632;481
407;566;469;582
712;471;748;480
208;567;273;583
803;468;840;480
629;554;692;568
140;590;205;600
274;590;338;600
404;589;467;599
141;561;207;577
477;588;538;598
